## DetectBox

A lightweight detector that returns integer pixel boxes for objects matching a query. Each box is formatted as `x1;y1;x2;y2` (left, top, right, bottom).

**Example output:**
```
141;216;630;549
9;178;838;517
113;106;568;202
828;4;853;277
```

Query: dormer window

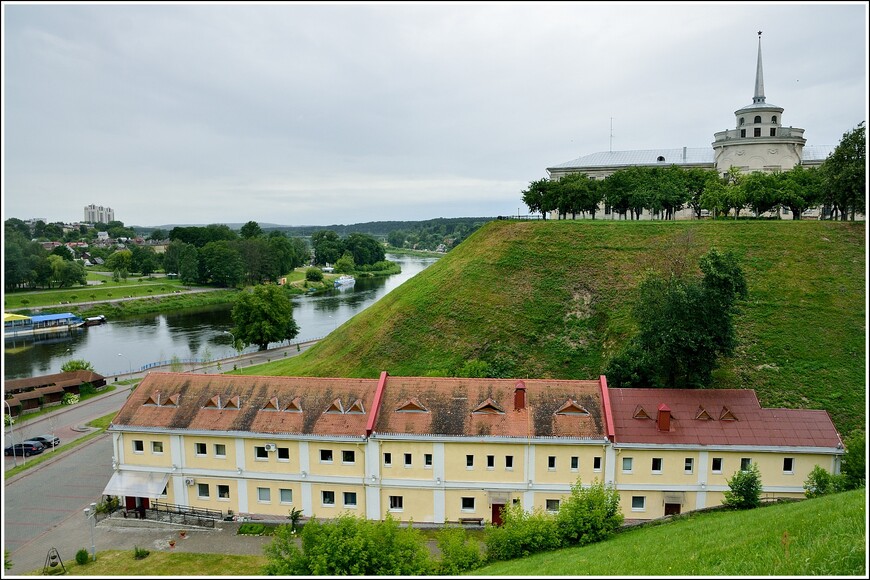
472;398;505;415
656;156;666;162
554;399;590;416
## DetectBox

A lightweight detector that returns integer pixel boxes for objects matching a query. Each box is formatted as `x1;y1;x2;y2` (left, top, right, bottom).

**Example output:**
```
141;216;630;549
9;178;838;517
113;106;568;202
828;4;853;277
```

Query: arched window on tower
771;115;778;124
739;117;745;126
754;115;762;124
657;156;665;162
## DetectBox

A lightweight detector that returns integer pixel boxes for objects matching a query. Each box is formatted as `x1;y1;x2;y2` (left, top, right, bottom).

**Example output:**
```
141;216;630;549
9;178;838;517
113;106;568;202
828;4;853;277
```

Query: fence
147;501;223;528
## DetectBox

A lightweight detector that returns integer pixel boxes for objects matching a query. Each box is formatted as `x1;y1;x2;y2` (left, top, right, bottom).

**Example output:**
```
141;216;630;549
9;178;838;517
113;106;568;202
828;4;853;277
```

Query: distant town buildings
84;204;115;224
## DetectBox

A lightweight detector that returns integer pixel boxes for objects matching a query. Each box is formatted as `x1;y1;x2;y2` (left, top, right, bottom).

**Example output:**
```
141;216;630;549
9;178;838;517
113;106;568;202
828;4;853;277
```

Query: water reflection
3;255;438;379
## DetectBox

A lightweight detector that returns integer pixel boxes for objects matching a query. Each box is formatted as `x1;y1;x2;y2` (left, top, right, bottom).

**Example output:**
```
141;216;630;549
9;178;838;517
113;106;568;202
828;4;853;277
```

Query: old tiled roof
4;370;105;393
609;388;842;448
111;373;379;437
373;376;606;439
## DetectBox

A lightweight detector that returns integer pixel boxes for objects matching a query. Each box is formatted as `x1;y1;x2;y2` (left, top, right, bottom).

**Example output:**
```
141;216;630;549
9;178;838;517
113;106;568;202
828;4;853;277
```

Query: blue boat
4;312;85;339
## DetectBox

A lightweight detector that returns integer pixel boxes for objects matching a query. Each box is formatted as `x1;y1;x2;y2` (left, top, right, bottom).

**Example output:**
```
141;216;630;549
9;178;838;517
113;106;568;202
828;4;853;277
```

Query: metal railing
147;501;223;528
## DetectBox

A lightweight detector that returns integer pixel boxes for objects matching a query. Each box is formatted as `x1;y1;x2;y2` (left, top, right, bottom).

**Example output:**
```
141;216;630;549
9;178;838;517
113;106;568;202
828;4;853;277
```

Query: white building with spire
546;33;834;218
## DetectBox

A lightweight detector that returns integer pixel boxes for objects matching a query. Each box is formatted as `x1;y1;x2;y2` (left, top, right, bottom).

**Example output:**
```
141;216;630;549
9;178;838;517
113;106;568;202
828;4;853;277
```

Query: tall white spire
753;31;765;104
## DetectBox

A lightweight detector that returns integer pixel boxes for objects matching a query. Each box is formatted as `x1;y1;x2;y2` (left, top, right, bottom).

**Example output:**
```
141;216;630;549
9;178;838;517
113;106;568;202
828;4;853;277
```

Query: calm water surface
3;255;438;380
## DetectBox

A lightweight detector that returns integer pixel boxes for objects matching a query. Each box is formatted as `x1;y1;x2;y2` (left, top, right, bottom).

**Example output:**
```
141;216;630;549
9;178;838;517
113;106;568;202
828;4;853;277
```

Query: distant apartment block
84;204;115;224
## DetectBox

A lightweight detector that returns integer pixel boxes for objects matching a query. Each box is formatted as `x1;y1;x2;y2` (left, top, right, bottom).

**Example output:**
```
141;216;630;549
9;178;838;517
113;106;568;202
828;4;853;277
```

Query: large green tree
231;284;300;350
521;178;559;219
821;121;866;220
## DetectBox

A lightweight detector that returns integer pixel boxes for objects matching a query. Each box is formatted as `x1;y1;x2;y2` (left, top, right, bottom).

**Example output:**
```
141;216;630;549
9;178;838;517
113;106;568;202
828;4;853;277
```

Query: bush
133;546;150;560
435;525;484;575
723;463;763;509
804;465;846;498
304;267;323;282
75;549;90;565
484;504;562;562
238;523;267;535
555;479;623;547
61;392;80;406
841;430;866;490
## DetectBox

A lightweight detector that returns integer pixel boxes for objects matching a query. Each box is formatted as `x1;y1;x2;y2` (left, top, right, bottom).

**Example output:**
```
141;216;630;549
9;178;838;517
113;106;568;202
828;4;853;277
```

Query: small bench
458;517;484;526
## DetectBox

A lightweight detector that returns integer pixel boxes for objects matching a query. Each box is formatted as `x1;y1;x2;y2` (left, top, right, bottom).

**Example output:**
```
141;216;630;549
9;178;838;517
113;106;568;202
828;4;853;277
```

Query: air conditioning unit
264;443;277;452
184;478;195;486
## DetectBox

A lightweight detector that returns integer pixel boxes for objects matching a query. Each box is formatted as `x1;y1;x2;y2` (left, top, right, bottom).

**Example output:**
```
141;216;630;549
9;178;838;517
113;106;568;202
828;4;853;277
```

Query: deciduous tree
231;284;299;350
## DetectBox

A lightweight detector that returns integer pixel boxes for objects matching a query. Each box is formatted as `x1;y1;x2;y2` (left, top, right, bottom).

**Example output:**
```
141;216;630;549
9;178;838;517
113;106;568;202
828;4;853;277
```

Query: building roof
4;370;106;394
801;145;835;163
608;388;842;449
111;373;380;437
548;148;715;171
373;376;606;439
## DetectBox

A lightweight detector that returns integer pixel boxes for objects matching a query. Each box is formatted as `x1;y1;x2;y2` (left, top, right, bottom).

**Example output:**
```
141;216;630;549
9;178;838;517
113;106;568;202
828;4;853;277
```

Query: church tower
712;32;806;176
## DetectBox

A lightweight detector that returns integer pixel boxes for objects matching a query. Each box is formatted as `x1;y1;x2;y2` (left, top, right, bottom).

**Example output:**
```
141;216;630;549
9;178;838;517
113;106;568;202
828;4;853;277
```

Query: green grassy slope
474;489;866;576
240;220;865;435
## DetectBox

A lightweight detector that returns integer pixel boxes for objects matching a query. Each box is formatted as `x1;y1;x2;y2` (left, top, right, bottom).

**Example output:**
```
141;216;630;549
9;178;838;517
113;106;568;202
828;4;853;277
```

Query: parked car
4;441;46;457
30;434;61;448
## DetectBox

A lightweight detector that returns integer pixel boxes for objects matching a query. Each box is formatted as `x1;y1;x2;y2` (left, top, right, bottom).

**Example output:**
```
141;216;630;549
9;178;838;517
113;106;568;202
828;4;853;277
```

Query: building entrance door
491;503;505;526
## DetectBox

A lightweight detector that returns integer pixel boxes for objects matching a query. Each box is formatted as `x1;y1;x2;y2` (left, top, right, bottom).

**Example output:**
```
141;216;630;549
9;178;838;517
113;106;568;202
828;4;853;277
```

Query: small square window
344;492;357;507
389;495;403;511
505;455;514;470
466;455;474;469
278;447;290;461
622;457;633;473
280;488;293;504
486;455;495;469
217;485;230;499
684;458;694;474
404;453;412;467
255;446;269;459
195;442;207;456
570;456;579;471
548;456;556;470
631;496;645;511
320;449;334;463
322;491;335;506
741;458;752;471
197;483;209;499
461;497;475;511
257;487;271;503
214;443;226;458
424;453;433;468
342;450;355;464
651;458;663;473
132;440;144;453
783;458;794;473
152;441;164;454
593;456;602;472
712;457;723;473
546;499;560;513
384;452;392;467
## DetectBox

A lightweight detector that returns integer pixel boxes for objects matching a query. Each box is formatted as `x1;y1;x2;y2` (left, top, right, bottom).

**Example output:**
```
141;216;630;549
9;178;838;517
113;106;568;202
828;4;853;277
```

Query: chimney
657;403;671;432
682;146;687;161
514;381;526;411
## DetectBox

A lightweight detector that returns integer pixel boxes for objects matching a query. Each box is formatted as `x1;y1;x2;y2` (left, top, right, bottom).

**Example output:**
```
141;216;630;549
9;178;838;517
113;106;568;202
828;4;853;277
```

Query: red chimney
657;403;671;432
514;381;526;411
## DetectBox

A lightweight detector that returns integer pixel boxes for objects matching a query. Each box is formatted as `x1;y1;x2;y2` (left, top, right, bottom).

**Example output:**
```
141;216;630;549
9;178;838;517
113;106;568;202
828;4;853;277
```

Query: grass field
3;276;187;310
235;219;865;436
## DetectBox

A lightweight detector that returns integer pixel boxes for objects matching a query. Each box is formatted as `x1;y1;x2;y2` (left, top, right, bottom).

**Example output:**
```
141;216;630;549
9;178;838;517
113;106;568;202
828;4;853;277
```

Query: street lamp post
223;330;238;357
4;400;18;467
117;353;132;377
83;502;97;561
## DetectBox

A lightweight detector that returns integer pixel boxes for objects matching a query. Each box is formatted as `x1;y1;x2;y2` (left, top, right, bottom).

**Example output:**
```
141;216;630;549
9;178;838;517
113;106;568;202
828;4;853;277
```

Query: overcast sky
2;2;867;228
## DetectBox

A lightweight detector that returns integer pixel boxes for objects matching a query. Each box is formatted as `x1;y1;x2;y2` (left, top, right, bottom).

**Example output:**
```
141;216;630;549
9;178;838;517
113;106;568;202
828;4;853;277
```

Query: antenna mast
609;117;613;152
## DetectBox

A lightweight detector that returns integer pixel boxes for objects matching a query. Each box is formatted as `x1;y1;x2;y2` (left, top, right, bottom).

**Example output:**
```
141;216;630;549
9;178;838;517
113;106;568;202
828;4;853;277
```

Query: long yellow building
104;372;842;523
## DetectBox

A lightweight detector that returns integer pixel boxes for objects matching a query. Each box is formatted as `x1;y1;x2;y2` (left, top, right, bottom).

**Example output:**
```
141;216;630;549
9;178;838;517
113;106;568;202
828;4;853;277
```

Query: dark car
4;441;45;457
30;434;61;448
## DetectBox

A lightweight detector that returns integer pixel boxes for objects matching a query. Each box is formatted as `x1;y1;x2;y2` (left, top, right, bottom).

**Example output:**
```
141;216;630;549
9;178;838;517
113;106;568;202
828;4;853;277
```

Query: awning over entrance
103;471;170;497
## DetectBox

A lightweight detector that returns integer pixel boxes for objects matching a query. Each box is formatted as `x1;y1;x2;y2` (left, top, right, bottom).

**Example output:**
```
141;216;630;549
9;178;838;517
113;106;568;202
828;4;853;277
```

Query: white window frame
547;456;556;471
277;447;290;461
466;454;474;470
195;442;207;457
320;449;334;464
342;450;355;464
279;488;293;504
389;495;404;512
151;441;164;454
712;457;723;474
132;440;144;454
214;443;227;458
461;497;475;512
384;452;392;467
343;492;358;508
684;457;694;474
651;457;663;474
740;457;752;471
783;457;795;474
197;483;210;499
404;453;412;468
424;453;433;469
622;457;633;474
570;456;579;472
255;446;269;460
593;456;602;472
321;490;335;507
545;499;560;513
505;455;514;471
257;487;271;503
631;496;646;512
217;484;230;501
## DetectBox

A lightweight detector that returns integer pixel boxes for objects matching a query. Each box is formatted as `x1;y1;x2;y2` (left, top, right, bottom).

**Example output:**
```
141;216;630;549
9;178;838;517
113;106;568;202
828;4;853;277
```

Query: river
3;254;439;380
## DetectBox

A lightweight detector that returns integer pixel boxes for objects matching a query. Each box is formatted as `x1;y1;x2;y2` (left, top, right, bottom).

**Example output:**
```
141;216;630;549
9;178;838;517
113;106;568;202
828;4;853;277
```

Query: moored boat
4;312;84;339
334;275;356;288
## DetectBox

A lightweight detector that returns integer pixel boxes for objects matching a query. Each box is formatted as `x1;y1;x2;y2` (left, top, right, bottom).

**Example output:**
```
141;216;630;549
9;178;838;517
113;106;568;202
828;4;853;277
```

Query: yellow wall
244;440;301;474
244;480;303;517
308;442;366;477
308;483;366;516
443;442;526;483
184;476;239;514
379;441;434;480
184;435;237;471
125;434;172;467
379;487;432;523
533;444;604;485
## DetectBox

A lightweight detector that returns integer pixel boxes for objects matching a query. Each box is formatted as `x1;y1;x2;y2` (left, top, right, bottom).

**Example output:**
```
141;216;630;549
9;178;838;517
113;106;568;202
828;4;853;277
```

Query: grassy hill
239;219;865;436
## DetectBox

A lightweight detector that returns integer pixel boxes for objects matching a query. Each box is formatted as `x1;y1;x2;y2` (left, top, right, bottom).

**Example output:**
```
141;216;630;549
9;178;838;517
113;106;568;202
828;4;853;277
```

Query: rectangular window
783;457;795;474
320;449;333;463
545;499;560;513
754;127;761;137
651;458;663;474
195;442;207;456
151;441;164;454
712;457;723;473
404;453;412;467
278;447;290;461
631;496;646;511
461;497;475;511
257;487;271;503
570;456;579;471
280;488;293;504
770;128;776;137
389;495;404;511
741;458;752;471
466;454;474;469
214;443;226;458
321;490;335;506
622;457;633;473
684;457;694;474
197;483;209;499
384;452;392;467
486;455;495;469
424;453;433;468
133;440;144;453
342;450;355;464
740;128;746;138
217;485;230;500
505;455;514;470
593;456;602;472
255;446;269;459
343;492;358;507
548;456;556;470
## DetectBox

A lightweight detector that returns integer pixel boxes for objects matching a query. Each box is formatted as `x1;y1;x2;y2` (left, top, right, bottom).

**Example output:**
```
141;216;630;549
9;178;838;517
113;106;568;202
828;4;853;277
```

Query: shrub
804;465;846;499
484;504;562;562
61;392;80;406
841;430;866;490
304;267;323;282
555;479;623;547
133;546;150;560
61;359;94;373
723;463;763;509
75;549;90;565
435;525;484;575
238;523;266;536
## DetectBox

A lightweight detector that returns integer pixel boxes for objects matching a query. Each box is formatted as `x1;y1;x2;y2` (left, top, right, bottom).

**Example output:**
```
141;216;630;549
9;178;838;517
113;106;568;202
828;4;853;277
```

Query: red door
491;503;505;526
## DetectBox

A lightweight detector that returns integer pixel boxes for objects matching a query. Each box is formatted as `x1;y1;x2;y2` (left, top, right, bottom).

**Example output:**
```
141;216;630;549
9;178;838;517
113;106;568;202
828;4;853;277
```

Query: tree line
523;122;865;221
